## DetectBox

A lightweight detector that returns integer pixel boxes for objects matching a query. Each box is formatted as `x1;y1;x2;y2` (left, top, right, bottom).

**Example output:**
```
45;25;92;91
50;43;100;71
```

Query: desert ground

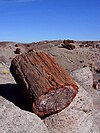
0;40;100;132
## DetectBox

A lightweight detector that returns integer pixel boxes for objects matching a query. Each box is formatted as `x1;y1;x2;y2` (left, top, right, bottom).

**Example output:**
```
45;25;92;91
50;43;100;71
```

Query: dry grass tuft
1;69;9;74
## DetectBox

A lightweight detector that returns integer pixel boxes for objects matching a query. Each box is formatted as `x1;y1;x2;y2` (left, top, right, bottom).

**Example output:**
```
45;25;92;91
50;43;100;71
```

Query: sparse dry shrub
1;69;9;74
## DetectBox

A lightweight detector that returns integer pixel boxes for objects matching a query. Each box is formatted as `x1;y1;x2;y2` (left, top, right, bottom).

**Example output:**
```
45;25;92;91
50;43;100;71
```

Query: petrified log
10;52;78;118
62;40;75;50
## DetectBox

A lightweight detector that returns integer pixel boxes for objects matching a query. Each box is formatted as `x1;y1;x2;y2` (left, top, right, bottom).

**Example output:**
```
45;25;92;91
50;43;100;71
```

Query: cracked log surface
10;52;78;117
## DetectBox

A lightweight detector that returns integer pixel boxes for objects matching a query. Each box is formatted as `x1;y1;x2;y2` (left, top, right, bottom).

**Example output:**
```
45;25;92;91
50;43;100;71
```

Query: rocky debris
96;44;100;49
83;65;87;68
15;44;19;47
0;96;49;133
14;48;21;54
80;41;95;48
85;41;94;48
10;52;78;118
79;44;84;48
30;40;62;50
93;62;100;73
27;48;35;53
62;40;75;50
43;84;95;133
93;80;100;91
78;41;100;49
15;43;26;47
26;44;31;47
93;73;100;91
63;40;74;43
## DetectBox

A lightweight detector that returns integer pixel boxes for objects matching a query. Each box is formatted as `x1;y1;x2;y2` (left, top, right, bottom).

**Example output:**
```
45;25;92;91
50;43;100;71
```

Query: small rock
62;40;75;50
96;44;100;48
94;62;100;73
28;49;35;53
27;44;31;47
15;44;19;47
63;39;74;43
79;60;84;63
14;48;21;54
93;73;100;91
83;65;87;68
93;80;100;91
79;44;84;48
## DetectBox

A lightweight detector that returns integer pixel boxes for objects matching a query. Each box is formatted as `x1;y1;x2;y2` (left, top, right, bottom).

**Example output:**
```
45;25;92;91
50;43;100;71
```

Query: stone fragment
10;52;78;117
96;44;100;48
79;60;84;63
27;48;35;53
14;48;21;54
62;40;75;50
15;44;19;47
63;40;74;43
79;44;84;48
94;62;100;73
27;44;31;47
93;73;100;91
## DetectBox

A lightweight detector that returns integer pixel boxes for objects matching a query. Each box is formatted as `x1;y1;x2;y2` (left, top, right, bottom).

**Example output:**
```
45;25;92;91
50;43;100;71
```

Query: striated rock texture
10;52;78;117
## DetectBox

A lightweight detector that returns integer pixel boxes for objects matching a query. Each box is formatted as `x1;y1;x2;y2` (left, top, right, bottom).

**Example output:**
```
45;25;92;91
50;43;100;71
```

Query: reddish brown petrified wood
10;52;78;118
62;40;75;50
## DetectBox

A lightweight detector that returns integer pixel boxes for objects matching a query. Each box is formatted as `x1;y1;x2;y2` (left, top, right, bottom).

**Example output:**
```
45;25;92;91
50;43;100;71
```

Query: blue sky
0;0;100;42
